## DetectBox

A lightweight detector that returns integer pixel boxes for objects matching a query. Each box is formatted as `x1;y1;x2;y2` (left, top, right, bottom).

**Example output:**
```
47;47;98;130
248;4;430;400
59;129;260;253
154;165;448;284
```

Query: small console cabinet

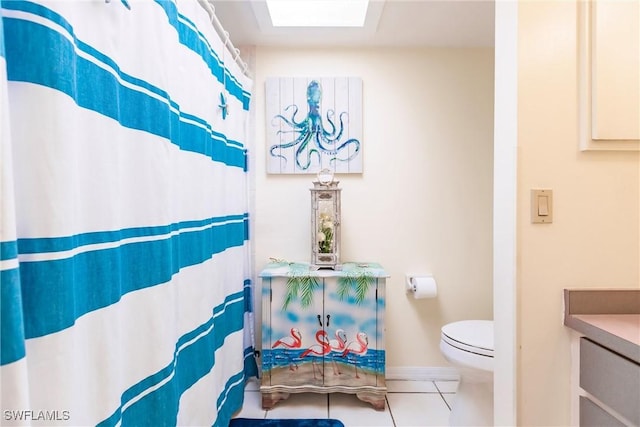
259;262;388;410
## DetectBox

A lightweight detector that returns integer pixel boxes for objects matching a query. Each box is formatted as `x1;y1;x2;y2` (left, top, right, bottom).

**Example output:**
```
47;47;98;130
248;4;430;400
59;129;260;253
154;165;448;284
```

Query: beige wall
240;3;640;423
250;47;494;369
516;2;640;425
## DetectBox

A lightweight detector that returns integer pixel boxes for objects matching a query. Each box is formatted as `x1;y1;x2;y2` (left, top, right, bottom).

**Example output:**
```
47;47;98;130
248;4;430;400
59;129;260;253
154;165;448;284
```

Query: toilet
440;320;494;426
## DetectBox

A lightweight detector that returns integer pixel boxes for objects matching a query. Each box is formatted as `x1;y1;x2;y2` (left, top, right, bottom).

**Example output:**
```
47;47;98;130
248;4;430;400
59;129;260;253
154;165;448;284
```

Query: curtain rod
197;0;250;78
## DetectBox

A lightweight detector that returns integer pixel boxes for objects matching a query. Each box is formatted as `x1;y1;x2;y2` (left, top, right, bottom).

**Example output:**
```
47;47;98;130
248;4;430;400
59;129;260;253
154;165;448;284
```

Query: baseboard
385;366;459;381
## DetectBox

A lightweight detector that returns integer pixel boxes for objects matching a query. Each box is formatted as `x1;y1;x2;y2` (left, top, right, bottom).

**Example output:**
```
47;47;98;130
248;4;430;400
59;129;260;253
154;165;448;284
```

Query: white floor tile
434;380;459;393
328;393;394;427
235;381;458;426
232;390;266;419
386;393;450;427
264;393;329;419
386;380;438;393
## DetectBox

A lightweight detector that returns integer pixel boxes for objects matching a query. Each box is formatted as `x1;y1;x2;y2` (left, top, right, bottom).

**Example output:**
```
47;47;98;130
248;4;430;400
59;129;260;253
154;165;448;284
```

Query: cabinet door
263;275;326;387
591;0;639;141
323;276;383;388
578;0;640;150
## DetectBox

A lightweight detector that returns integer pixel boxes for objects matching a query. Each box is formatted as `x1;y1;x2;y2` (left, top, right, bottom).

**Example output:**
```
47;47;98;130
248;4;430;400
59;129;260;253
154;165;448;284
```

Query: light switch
531;189;553;223
538;195;549;216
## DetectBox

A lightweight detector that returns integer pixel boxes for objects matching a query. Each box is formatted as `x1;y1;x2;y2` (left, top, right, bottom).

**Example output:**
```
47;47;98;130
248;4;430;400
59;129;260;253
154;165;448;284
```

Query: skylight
266;0;370;27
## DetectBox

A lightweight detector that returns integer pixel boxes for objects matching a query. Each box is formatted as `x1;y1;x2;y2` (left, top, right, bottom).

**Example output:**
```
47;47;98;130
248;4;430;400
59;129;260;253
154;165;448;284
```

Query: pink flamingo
328;329;347;375
301;330;331;379
341;332;368;379
272;328;302;370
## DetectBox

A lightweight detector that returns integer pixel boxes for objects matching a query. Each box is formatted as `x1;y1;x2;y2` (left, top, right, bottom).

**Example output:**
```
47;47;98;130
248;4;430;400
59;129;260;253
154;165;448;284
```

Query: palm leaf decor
282;264;321;311
337;266;376;305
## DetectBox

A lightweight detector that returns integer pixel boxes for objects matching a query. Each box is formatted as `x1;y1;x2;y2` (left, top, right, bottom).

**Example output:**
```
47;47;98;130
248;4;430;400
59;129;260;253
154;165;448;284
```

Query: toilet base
449;377;493;426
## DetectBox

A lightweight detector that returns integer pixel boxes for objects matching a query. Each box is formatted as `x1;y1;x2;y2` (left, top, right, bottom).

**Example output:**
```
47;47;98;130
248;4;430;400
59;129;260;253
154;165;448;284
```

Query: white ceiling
210;0;495;48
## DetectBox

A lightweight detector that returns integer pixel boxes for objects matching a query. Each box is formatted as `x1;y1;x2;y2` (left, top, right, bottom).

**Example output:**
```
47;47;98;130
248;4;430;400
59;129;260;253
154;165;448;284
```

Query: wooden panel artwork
266;77;363;174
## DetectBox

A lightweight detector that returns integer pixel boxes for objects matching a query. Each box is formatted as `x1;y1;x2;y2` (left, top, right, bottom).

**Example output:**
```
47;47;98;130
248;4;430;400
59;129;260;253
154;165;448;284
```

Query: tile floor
232;379;458;427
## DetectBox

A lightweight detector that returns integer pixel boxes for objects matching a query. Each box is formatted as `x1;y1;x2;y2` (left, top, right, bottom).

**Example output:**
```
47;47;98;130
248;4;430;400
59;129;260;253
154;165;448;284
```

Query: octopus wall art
266;77;363;174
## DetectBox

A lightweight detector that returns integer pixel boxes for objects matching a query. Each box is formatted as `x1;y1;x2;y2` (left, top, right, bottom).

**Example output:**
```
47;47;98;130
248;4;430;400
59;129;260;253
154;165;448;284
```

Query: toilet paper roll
410;276;438;299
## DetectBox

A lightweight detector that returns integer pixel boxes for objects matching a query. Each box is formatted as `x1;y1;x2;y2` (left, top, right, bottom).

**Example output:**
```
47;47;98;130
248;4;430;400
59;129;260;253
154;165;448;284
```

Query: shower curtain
0;1;256;425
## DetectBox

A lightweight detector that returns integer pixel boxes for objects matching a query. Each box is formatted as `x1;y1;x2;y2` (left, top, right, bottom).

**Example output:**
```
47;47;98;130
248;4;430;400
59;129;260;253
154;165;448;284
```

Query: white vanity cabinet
259;262;388;410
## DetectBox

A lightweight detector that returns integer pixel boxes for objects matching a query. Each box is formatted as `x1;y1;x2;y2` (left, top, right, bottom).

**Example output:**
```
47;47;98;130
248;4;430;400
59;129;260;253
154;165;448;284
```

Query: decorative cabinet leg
356;392;386;410
261;391;290;410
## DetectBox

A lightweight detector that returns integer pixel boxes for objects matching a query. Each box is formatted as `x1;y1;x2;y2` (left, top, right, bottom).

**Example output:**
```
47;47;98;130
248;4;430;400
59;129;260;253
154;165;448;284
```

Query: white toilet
440;320;494;426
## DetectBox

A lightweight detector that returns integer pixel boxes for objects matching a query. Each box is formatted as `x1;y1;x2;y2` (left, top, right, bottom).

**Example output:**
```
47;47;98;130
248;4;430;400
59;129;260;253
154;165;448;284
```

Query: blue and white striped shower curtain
0;1;257;425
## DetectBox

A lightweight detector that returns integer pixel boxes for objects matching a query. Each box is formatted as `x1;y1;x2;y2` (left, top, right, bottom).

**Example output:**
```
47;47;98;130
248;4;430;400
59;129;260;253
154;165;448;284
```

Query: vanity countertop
564;289;640;364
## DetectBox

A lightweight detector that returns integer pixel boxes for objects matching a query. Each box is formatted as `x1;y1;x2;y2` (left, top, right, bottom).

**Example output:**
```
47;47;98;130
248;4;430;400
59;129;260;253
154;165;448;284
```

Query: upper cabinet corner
578;0;640;151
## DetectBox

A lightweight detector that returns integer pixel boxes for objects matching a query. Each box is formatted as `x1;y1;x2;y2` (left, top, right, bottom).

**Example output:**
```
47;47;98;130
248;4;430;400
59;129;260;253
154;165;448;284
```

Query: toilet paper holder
405;274;426;292
405;274;437;296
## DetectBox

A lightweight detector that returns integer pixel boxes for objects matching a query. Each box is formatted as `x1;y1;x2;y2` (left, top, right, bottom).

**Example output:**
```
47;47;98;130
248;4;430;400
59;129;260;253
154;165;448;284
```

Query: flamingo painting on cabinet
341;332;368;379
272;327;302;371
329;329;347;375
259;262;388;410
301;330;331;380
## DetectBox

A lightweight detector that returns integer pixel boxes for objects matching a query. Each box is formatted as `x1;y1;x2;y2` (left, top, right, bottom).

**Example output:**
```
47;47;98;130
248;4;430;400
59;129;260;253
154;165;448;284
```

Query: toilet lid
441;320;494;357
